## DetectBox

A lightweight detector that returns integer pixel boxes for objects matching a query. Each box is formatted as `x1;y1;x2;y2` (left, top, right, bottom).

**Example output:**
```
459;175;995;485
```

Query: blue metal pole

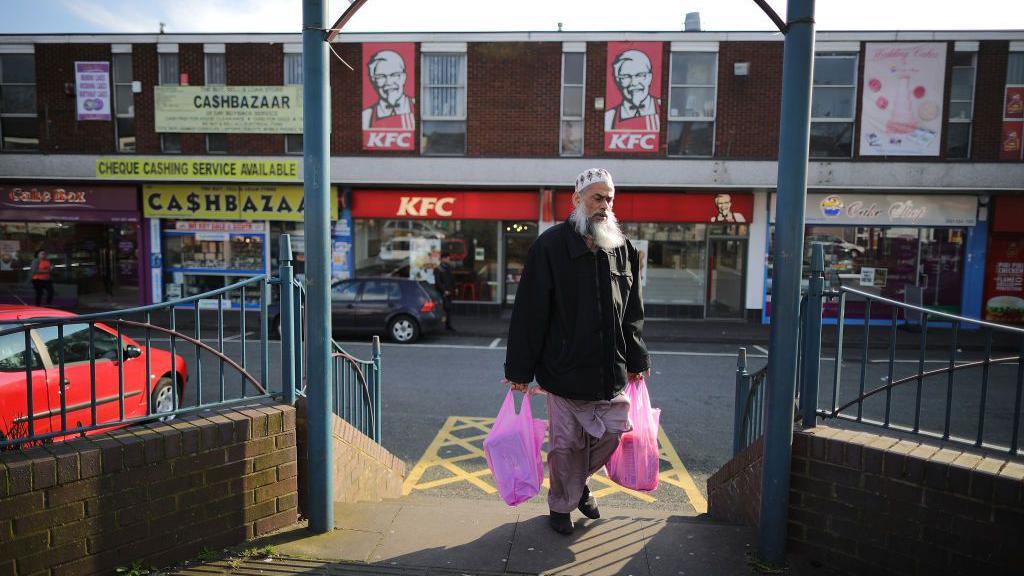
303;0;333;534
758;0;816;566
280;234;296;406
733;348;749;457
799;243;824;428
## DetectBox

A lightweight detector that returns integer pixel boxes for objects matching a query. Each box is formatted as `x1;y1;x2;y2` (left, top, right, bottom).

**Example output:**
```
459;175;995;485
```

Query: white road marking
488;338;501;348
753;345;770;355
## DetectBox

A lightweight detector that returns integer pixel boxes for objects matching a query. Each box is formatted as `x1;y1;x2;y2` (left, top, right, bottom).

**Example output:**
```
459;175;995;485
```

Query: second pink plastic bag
483;389;547;506
604;376;661;492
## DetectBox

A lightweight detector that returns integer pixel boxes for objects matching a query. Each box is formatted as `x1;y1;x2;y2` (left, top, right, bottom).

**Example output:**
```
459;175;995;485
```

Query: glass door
503;222;537;304
706;236;747;318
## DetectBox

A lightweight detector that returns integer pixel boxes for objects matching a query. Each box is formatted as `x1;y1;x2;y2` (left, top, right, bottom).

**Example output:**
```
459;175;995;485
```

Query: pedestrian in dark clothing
504;168;650;535
435;252;456;331
30;249;55;307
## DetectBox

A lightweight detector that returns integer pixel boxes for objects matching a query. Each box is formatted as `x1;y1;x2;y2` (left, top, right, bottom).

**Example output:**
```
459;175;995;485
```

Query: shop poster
331;209;354;281
0;240;19;271
1001;86;1024;160
604;42;662;153
409;237;441;284
984;238;1024;324
75;62;111;121
362;43;416;151
860;43;947;157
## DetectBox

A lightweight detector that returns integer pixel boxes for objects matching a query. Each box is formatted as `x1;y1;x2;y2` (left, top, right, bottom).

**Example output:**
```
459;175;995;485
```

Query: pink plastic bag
605;376;661;492
484;389;546;506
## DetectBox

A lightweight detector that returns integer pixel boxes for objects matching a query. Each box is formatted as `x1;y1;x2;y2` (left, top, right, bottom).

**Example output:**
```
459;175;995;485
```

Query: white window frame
810;51;859;158
667;51;719;158
420;52;468;156
0;50;38;152
947;51;977;159
283;53;302;154
111;52;134;153
559;50;586;157
204;51;227;154
158;53;181;153
284;53;303;86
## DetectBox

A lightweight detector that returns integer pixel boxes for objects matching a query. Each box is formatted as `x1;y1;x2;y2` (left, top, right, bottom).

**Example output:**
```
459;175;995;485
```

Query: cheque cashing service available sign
143;185;338;222
96;157;299;181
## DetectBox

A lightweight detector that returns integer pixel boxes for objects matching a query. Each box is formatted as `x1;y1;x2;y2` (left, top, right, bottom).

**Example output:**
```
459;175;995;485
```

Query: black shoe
577;486;600;519
445;326;456;332
549;511;574;535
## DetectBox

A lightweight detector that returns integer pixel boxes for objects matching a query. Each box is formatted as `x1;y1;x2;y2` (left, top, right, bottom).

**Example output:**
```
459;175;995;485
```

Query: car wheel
151;376;177;422
388;315;419;344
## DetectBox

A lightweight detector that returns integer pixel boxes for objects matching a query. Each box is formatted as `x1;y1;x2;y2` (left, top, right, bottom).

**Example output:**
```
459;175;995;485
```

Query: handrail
839;286;1024;335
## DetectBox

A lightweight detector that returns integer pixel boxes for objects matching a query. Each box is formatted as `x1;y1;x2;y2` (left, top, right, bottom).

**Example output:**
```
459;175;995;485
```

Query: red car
0;305;188;445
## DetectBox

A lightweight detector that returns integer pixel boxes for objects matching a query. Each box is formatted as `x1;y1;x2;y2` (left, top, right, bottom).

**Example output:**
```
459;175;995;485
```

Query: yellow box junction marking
403;416;708;514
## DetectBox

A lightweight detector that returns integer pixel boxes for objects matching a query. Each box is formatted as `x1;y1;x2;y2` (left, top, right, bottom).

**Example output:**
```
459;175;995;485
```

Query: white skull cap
574;168;614;194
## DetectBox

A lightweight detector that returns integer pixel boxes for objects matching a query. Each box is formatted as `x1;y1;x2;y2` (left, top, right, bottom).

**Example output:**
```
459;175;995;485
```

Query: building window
284;53;302;154
204;52;227;153
0;53;38;151
946;51;977;159
809;52;857;158
421;53;467;155
112;53;134;153
560;52;585;156
667;52;717;157
158;53;181;153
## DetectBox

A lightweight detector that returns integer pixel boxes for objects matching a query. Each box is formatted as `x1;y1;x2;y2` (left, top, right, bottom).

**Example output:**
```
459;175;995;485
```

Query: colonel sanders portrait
711;193;746;223
604;49;661;131
362;49;415;130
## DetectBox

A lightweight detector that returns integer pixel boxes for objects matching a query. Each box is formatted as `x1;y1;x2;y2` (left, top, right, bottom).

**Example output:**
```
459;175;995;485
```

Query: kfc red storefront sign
351;190;538;220
554;191;754;223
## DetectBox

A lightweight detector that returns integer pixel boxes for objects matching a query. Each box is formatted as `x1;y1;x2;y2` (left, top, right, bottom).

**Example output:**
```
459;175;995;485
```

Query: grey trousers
546;392;631;514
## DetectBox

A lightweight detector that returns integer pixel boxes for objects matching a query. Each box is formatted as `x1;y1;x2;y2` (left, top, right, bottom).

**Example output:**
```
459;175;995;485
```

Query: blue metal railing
0;275;272;450
734;348;769;456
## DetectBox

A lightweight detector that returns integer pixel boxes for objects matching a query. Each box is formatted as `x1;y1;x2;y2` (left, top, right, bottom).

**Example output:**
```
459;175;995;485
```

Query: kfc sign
604;42;663;153
352;190;538;220
362;43;416;151
396;196;455;217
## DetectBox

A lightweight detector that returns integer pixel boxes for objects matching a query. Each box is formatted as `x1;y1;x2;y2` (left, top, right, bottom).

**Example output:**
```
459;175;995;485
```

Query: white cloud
61;0;157;33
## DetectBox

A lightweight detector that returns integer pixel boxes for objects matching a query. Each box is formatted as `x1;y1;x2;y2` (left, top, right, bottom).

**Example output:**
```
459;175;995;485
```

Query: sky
0;0;1021;35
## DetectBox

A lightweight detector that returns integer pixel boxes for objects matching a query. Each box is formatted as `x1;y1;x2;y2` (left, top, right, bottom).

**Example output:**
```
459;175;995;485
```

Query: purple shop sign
75;61;111;121
0;184;138;222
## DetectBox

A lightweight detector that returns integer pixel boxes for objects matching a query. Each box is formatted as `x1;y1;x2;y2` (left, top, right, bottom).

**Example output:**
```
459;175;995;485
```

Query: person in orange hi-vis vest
30;249;54;306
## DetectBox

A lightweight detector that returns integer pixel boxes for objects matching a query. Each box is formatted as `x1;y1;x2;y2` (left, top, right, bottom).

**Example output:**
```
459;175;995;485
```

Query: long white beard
570;202;626;250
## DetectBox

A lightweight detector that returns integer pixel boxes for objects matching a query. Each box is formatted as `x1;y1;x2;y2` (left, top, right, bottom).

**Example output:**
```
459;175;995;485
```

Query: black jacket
435;262;455;295
504;221;649;401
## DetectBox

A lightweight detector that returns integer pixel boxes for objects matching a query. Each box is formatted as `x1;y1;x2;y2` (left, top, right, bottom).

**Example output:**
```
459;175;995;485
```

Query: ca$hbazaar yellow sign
154;86;302;133
143;185;338;222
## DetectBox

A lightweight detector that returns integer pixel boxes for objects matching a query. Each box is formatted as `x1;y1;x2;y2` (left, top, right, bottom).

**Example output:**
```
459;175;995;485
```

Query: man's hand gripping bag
483;389;546;506
604;376;661;492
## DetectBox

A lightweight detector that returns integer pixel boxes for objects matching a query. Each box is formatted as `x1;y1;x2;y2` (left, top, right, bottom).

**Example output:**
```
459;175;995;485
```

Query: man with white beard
504;168;650;535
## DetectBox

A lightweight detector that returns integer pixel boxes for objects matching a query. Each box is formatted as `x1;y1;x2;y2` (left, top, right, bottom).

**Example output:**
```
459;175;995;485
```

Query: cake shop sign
775;193;977;227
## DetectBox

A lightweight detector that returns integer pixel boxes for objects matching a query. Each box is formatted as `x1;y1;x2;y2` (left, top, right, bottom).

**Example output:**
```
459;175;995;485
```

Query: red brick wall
178;44;206;155
35;44;116;154
715;42;784;159
0;400;297;576
330;43;369;156
467;42;562;157
133;45;159;154
225;43;285;155
973;41;1010;161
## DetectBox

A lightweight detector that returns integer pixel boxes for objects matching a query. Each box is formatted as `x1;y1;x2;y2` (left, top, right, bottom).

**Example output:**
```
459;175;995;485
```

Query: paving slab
333;500;404;533
508;512;652;576
644;516;755;576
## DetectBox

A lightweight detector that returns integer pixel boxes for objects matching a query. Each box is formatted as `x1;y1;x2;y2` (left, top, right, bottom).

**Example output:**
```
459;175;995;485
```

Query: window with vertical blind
946;51;977;159
112;53;134;152
0;53;38;151
560;51;585;156
284;53;303;154
421;53;466;155
158;53;181;153
667;51;717;157
809;52;858;158
204;52;227;154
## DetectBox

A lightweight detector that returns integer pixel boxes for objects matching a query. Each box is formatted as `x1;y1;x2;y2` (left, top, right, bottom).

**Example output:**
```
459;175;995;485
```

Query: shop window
284;53;303;154
353;219;497;303
205;52;227;153
421;53;467;155
158;53;181;153
112;53;135;153
810;53;857;158
946;52;977;159
667;52;717;157
560;51;585;156
0;53;38;151
620;223;710;306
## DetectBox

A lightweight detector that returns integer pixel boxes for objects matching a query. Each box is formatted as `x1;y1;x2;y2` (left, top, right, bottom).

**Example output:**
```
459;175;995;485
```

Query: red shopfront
349;190;539;307
555;191;755;318
984;196;1024;324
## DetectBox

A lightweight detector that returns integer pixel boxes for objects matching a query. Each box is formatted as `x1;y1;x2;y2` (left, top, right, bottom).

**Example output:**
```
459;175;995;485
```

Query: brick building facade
0;31;1022;323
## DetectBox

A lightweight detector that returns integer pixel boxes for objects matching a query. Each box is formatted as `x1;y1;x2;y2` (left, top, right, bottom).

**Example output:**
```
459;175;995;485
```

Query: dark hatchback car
274;277;445;344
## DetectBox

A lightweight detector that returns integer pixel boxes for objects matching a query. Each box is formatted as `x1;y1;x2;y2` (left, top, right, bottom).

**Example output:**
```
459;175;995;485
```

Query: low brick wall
0;399;298;576
707;436;763;527
295;399;405;510
708;426;1024;574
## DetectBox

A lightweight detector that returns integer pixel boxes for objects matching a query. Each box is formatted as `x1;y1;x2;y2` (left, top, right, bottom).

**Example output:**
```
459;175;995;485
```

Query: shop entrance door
73;224;140;308
503;222;538;304
706;237;746;318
